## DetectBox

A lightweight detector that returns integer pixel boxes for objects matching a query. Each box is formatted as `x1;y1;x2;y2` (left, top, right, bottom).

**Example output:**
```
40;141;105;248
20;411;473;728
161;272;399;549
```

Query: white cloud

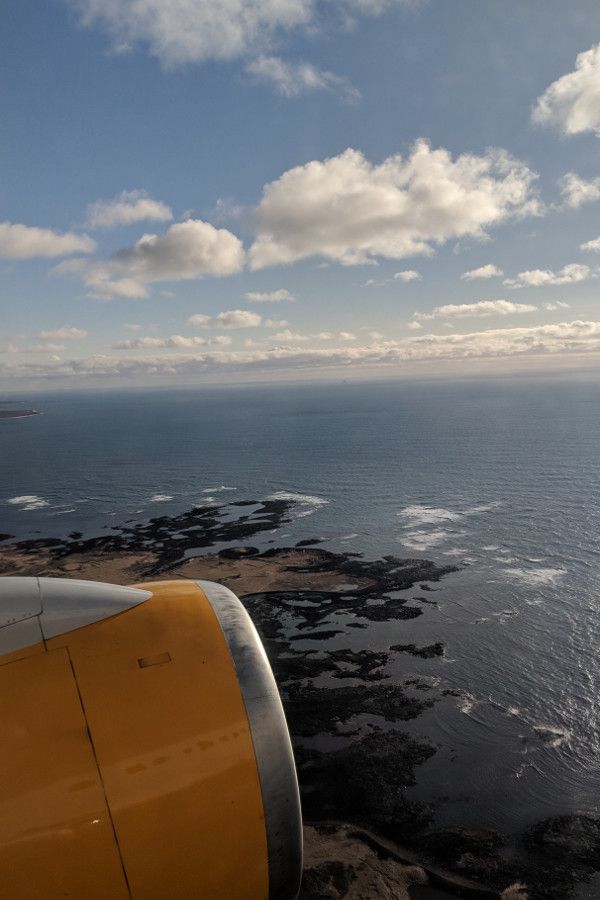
188;310;262;329
265;318;288;327
339;331;356;341
273;330;310;342
545;301;570;311
249;142;540;269
124;323;143;331
407;321;422;330
28;343;66;353
188;314;212;329
245;288;294;302
55;219;245;298
70;0;314;66
69;0;413;69
271;329;336;342
217;309;262;328
415;300;537;320
88;277;150;300
39;327;88;340
394;270;421;282
559;172;600;208
368;330;384;339
110;219;245;280
115;334;231;349
533;43;600;136
461;263;503;280
246;56;359;102
0;222;95;259
504;263;593;288
87;189;173;229
580;236;600;252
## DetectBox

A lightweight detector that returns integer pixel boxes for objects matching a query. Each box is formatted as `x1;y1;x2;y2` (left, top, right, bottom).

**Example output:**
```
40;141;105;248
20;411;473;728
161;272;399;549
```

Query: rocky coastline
1;498;598;899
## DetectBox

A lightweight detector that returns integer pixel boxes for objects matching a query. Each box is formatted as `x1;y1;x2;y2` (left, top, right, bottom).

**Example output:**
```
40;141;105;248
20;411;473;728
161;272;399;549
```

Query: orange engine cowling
0;577;302;899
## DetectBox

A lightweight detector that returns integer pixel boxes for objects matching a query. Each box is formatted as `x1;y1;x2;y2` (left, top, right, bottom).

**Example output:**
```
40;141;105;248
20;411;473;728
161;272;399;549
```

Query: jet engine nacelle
0;577;302;899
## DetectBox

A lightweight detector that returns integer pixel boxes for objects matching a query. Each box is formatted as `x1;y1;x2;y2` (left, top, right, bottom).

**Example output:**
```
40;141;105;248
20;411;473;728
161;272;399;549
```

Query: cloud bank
7;320;600;385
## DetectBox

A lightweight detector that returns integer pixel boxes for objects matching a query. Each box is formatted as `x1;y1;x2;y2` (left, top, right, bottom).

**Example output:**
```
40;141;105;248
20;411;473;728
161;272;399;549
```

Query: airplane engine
0;577;303;899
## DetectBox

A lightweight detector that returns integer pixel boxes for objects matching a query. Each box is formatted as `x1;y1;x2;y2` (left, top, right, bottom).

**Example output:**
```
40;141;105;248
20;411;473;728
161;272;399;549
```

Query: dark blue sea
2;376;600;839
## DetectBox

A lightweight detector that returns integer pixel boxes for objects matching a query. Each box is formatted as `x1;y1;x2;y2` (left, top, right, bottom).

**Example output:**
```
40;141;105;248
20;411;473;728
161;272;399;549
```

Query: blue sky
3;0;600;388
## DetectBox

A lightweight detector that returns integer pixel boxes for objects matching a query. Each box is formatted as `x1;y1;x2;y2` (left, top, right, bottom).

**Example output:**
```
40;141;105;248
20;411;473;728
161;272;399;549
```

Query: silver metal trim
0;577;42;627
0;577;152;654
38;578;152;640
196;580;303;900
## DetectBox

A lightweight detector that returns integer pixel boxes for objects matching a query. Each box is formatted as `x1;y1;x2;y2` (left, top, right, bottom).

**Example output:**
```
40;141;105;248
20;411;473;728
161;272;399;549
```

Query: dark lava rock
296;539;325;547
301;861;355;899
414;828;504;868
391;642;445;659
329;648;389;681
283;683;434;737
525;814;600;869
11;498;297;574
218;545;260;559
298;730;435;837
290;630;345;642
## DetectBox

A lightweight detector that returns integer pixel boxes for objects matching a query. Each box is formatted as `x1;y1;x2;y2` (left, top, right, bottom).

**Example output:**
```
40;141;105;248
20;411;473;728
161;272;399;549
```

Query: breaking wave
6;494;50;511
267;491;330;518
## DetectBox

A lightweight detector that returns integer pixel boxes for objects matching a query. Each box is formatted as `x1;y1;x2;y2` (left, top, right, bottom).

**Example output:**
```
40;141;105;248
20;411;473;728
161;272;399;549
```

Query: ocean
2;375;600;837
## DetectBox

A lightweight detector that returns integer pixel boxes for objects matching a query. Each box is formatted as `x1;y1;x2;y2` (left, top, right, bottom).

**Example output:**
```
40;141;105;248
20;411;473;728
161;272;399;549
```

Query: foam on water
149;494;174;502
401;528;455;550
268;490;330;517
399;505;462;525
6;494;50;511
502;566;567;586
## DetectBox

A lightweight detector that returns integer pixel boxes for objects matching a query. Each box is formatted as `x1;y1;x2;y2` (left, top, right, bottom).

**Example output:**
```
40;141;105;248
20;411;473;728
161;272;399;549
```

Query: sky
3;0;600;389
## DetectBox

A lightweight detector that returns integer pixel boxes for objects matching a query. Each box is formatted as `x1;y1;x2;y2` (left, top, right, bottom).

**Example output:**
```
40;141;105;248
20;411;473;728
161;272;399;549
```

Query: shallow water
2;375;600;834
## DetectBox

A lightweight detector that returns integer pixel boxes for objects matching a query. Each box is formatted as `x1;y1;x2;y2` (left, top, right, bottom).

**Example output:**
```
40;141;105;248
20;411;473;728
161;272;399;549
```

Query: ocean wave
398;502;500;526
201;486;236;493
267;491;330;518
399;505;462;525
6;494;50;511
401;529;455;550
501;566;567;586
149;494;174;502
457;692;478;715
534;725;571;749
398;502;499;553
